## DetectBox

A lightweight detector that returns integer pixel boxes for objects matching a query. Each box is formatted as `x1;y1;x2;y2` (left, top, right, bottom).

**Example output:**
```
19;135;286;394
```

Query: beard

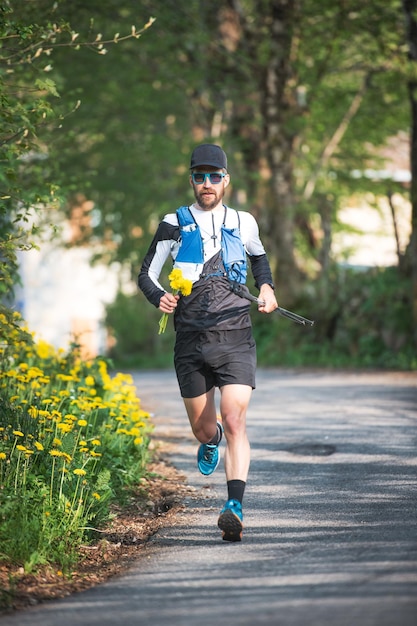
194;186;224;210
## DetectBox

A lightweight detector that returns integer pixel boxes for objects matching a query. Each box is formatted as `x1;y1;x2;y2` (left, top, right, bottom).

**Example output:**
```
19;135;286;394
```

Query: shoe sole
217;509;243;542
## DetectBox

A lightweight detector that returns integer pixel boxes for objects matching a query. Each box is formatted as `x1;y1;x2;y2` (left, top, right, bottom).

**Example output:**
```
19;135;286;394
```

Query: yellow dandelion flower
56;374;75;382
53;437;62;447
28;366;44;379
45;511;50;517
158;269;193;334
79;447;89;453
0;452;7;460
16;444;27;451
167;268;183;289
79;440;87;446
85;375;95;386
13;430;24;437
92;492;101;500
73;468;87;476
179;277;192;296
134;437;143;445
36;339;55;360
62;452;72;463
57;423;72;433
90;450;101;457
34;441;44;451
91;439;101;446
49;449;63;457
78;419;88;427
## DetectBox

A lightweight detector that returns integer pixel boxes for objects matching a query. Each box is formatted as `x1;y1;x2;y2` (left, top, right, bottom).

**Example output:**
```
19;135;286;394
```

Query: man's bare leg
183;387;218;443
219;384;252;482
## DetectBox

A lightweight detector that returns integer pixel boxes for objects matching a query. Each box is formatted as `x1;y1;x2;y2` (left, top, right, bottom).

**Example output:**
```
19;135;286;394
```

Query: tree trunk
228;0;301;302
261;0;301;301
402;0;417;345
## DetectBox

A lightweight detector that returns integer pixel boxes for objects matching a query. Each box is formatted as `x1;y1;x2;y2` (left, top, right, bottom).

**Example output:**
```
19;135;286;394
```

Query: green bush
254;265;416;370
106;291;175;368
0;308;153;571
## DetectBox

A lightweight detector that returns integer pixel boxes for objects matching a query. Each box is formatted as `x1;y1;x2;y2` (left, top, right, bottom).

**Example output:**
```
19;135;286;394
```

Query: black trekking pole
229;281;315;327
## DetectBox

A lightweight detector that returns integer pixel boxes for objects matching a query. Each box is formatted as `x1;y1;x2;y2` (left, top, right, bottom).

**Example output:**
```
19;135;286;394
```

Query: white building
15;199;124;358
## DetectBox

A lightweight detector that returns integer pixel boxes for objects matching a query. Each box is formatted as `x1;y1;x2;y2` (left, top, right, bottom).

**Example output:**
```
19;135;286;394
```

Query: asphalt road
1;369;416;626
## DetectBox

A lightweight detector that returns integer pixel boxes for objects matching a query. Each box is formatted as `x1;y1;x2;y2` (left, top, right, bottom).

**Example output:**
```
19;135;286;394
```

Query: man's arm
249;254;274;291
138;220;178;307
249;254;278;313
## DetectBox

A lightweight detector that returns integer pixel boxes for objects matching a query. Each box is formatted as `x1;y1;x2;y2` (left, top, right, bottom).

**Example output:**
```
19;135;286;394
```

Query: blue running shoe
197;443;220;475
197;421;223;476
217;499;243;542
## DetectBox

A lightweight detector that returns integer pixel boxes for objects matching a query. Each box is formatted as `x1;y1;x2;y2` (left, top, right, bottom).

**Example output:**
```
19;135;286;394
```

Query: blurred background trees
1;0;415;369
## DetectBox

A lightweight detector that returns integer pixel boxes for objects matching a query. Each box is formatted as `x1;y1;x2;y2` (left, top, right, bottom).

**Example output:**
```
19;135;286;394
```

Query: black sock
208;422;223;446
227;479;246;504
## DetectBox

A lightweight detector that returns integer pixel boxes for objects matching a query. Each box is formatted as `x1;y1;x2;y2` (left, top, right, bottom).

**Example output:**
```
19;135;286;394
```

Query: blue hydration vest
175;205;247;284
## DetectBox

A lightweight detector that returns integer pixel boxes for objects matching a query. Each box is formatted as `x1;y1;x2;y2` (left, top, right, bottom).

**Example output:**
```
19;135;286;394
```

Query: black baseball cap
190;144;227;170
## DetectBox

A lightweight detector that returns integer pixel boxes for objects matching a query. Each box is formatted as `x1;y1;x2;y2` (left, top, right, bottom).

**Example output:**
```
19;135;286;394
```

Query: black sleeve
138;220;179;308
249;254;275;291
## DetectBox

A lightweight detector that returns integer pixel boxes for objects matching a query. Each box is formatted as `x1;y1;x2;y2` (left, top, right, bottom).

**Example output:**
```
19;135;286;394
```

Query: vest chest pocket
175;227;204;264
221;227;247;284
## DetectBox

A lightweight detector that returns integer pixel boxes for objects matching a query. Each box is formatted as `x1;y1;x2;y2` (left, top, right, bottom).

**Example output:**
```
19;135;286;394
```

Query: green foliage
0;310;153;571
49;1;412;285
0;0;154;296
253;265;415;370
105;291;174;368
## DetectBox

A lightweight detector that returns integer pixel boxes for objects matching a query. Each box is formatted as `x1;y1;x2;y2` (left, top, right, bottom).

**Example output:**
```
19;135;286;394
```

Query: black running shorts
174;327;257;398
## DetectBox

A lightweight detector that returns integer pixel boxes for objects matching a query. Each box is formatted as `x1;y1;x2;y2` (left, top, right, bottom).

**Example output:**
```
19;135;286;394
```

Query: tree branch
387;191;403;265
303;72;372;201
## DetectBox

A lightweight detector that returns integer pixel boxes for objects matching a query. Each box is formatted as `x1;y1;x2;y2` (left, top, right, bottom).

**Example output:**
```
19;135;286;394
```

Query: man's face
190;166;229;210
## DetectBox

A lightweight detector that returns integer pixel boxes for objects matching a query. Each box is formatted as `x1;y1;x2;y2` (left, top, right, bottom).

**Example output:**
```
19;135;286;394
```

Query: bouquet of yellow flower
158;268;193;334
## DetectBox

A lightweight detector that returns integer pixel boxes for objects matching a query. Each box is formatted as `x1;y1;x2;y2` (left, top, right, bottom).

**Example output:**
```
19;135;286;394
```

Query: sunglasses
191;172;226;185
